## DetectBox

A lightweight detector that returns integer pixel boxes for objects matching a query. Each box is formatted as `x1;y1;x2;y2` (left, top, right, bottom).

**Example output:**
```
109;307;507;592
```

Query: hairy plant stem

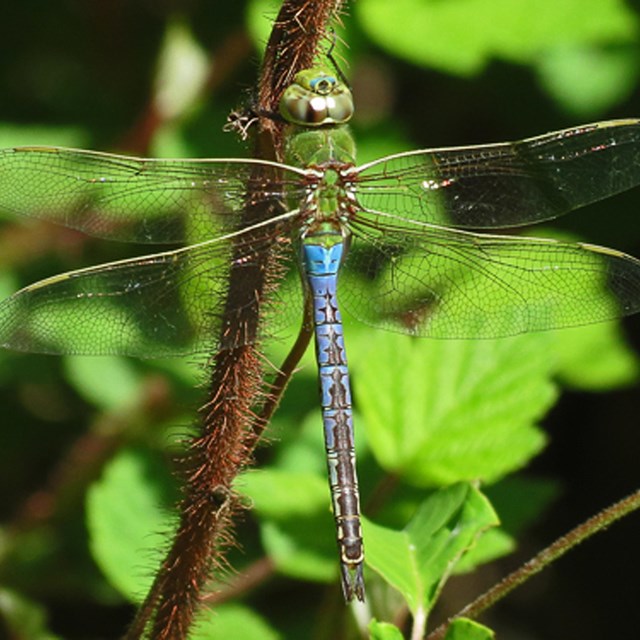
428;488;640;640
124;1;345;638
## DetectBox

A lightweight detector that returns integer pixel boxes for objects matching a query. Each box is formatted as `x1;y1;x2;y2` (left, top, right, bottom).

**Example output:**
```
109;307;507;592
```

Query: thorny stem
428;488;640;640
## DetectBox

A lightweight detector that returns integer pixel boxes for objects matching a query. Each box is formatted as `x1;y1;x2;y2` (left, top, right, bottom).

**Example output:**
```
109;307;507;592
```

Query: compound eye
310;75;336;95
279;68;353;126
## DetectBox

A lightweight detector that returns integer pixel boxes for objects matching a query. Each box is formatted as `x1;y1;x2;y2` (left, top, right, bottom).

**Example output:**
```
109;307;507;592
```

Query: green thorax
279;67;356;169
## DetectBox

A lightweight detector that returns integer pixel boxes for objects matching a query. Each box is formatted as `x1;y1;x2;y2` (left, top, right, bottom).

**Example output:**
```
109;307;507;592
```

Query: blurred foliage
1;1;640;639
443;618;495;640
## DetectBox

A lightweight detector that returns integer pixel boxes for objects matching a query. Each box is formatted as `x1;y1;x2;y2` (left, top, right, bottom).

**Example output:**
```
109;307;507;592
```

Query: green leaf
86;447;176;603
354;128;414;166
444;618;495;640
0;124;87;149
190;604;281;640
520;228;639;389
64;355;143;409
552;323;639;390
453;527;515;574
153;19;208;121
456;476;559;573
246;0;282;55
369;618;405;640
363;484;499;615
352;330;553;485
238;468;337;583
269;410;329;476
536;44;640;117
238;468;328;519
261;520;337;583
357;0;637;76
271;406;370;477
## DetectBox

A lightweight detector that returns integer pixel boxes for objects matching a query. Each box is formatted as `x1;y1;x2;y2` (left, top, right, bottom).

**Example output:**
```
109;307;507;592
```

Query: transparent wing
0;147;307;243
354;119;640;229
340;216;640;339
0;218;303;357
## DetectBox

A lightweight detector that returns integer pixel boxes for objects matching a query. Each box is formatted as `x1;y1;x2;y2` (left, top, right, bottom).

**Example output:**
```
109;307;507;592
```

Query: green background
0;1;639;638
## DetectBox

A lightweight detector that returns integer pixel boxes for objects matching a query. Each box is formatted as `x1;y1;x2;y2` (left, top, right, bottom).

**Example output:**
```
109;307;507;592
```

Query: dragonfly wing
0;147;306;243
340;217;640;339
0;222;301;357
354;119;640;229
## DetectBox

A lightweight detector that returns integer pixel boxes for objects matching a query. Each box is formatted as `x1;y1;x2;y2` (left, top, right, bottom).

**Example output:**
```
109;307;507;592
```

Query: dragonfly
1;67;640;602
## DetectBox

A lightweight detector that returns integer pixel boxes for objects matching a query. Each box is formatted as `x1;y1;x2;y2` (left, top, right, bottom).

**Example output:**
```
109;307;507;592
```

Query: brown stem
428;488;640;640
364;472;400;516
123;1;345;638
257;0;347;158
254;297;314;441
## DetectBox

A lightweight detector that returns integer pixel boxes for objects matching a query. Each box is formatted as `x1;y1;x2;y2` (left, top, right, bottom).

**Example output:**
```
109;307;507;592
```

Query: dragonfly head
280;67;354;127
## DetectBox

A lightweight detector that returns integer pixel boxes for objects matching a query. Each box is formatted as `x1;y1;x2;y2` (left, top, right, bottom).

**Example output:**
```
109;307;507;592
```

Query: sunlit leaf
87;448;176;603
269;409;329;476
239;468;328;518
239;468;337;583
552;322;639;390
456;475;559;573
369;619;405;640
247;0;282;55
453;527;515;574
363;484;499;614
261;520;337;583
190;604;280;640
444;618;495;640
357;0;637;76
64;355;143;409
352;329;553;485
536;44;640;117
153;20;209;121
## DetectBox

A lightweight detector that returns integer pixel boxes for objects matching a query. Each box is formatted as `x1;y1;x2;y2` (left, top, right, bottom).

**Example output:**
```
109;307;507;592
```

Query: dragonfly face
1;64;640;603
279;67;354;126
